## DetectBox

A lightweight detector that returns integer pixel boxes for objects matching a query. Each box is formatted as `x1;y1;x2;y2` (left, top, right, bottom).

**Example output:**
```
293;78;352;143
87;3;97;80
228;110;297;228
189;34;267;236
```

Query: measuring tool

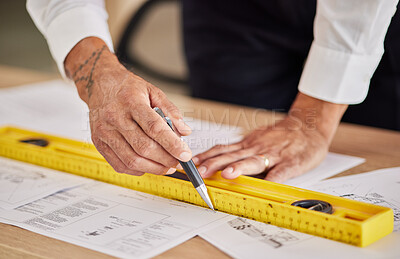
0;126;393;247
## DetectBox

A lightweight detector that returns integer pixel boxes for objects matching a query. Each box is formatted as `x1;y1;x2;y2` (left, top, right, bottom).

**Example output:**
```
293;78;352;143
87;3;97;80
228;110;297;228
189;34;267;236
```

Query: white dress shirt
27;0;398;104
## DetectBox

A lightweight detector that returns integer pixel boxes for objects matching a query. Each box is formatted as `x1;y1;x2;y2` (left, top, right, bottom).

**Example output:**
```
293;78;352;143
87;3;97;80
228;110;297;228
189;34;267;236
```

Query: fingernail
176;164;183;170
178;118;192;133
166;168;176;175
222;167;234;174
179;151;192;161
198;166;207;176
179;118;191;130
192;157;199;164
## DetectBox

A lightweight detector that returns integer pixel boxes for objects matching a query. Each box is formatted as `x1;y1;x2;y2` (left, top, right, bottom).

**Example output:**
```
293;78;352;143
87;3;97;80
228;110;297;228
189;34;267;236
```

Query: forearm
288;92;348;143
64;37;122;104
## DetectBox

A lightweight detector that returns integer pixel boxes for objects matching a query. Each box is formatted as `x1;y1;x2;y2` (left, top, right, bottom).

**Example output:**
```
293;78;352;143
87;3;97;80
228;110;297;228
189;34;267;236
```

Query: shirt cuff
46;6;114;79
298;43;383;104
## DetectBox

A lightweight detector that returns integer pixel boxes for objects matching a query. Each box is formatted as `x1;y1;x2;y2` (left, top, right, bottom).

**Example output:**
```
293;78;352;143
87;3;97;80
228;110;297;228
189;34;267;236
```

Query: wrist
64;37;121;103
287;92;348;143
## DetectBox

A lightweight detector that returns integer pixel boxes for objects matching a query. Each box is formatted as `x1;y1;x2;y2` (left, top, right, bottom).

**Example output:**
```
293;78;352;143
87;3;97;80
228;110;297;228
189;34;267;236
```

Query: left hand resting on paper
192;93;348;183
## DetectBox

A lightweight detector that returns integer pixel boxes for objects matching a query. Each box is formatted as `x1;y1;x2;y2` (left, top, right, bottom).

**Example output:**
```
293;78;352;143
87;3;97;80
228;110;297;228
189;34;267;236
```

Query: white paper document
0;180;233;258
283;152;365;188
0;80;364;187
0;157;92;210
0;80;92;142
182;118;243;156
200;167;400;259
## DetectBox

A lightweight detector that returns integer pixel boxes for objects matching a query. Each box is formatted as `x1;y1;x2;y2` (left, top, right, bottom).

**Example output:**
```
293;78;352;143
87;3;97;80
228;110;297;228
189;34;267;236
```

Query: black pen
154;107;214;210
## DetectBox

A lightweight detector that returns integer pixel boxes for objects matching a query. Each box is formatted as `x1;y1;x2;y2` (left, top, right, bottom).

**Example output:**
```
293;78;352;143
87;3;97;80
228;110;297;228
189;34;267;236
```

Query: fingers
94;140;144;176
96;129;172;175
193;143;243;165
131;104;192;162
118;121;179;169
264;161;303;183
197;148;256;178
150;88;192;136
220;155;276;179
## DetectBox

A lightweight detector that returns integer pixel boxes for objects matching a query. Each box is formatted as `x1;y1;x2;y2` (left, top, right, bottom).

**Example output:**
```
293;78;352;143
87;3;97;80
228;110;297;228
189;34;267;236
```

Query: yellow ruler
0;126;393;247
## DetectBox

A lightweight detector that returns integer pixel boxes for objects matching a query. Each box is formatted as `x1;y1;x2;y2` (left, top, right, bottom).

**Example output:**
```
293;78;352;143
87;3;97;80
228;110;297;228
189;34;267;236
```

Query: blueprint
0;157;91;210
200;167;400;259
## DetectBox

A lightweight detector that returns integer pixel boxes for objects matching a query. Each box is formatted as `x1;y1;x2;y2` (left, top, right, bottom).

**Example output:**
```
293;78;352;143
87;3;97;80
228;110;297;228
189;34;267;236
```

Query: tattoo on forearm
72;45;106;98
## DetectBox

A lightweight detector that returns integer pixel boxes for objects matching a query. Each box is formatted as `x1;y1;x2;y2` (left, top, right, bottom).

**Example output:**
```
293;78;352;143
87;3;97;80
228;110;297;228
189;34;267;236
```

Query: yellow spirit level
0;126;393;247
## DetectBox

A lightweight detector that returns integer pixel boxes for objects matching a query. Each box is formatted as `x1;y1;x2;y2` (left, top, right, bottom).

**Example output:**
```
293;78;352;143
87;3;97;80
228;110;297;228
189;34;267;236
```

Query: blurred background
0;0;188;95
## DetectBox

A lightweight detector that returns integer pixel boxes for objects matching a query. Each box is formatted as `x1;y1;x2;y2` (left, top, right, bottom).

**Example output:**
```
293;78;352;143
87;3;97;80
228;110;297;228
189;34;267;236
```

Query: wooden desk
0;66;399;258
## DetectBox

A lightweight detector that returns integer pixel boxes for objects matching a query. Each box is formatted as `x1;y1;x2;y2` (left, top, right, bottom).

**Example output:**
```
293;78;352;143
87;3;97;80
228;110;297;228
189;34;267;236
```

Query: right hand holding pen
65;37;192;176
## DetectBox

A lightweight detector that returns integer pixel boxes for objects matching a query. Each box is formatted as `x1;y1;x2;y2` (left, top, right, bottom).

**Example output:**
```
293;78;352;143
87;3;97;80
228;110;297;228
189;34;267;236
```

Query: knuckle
169;105;180;115
285;156;301;168
152;87;165;98
103;109;118;124
93;122;111;138
126;157;139;170
118;87;132;101
202;157;220;168
248;156;261;164
147;119;164;138
214;144;227;150
225;152;239;160
163;158;179;168
135;140;151;157
251;144;263;153
164;102;180;115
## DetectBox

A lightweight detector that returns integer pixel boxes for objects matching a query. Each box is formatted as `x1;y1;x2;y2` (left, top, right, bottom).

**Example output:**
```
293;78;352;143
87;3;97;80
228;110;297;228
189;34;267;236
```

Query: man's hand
193;93;348;183
65;37;192;176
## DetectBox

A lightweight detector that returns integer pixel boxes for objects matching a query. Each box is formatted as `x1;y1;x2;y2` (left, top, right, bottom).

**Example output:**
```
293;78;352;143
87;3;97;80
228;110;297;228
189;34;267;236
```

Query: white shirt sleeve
298;0;398;104
26;0;114;78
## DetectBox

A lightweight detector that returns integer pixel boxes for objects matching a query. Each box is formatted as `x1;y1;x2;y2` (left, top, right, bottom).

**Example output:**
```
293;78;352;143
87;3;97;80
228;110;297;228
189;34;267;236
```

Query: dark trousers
182;0;400;130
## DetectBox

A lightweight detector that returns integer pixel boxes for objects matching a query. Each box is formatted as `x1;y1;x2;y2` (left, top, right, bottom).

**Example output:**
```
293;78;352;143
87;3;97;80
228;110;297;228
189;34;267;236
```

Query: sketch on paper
340;193;400;231
228;218;311;248
0;157;89;210
82;216;144;238
0;170;46;184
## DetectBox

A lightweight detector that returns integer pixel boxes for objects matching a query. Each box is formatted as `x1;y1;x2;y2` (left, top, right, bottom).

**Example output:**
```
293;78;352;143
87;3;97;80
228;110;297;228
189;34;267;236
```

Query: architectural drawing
0;157;87;209
228;217;310;248
341;193;400;231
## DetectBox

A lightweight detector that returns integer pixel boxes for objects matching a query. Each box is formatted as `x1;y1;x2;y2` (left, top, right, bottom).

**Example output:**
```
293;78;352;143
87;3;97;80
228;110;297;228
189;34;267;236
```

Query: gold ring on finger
258;154;270;170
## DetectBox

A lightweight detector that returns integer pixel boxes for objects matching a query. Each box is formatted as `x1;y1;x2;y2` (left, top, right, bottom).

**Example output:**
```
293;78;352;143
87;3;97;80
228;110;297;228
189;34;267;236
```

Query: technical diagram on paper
0;181;233;258
200;167;400;259
0;157;91;209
